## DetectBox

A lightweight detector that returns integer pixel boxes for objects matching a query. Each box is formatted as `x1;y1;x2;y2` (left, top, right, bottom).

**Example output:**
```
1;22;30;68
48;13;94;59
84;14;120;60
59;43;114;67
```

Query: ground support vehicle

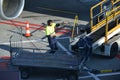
70;0;120;58
9;27;80;80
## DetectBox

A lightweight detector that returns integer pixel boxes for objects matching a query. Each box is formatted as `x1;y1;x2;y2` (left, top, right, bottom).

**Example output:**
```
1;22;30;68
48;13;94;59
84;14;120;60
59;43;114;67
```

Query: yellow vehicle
70;0;120;58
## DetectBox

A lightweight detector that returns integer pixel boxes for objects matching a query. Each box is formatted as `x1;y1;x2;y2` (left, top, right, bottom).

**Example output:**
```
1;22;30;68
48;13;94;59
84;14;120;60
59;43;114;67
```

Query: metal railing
10;26;23;62
9;24;49;64
105;9;120;43
71;15;79;39
90;0;120;32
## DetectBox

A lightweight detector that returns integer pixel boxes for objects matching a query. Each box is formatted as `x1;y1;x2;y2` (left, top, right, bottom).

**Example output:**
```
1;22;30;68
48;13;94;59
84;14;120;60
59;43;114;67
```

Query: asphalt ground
0;0;120;80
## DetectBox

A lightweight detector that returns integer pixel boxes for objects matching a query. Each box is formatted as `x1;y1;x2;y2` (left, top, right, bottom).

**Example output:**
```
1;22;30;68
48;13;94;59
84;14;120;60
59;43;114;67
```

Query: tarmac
0;0;120;80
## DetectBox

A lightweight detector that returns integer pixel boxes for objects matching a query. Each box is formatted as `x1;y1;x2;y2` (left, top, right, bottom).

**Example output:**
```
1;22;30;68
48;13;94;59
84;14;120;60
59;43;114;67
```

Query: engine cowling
0;0;25;20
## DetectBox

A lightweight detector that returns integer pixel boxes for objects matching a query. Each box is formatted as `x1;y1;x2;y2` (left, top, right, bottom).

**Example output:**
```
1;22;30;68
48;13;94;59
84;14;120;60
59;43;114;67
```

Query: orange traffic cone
24;21;31;37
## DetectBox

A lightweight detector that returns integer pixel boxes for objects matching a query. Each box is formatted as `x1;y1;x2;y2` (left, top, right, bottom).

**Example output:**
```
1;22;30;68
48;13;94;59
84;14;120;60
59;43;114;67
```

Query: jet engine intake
0;0;25;20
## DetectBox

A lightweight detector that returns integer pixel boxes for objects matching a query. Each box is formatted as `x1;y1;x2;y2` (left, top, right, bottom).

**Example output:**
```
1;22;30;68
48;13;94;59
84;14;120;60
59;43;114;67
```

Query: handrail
71;15;78;38
90;0;106;29
105;21;120;44
90;0;120;32
105;6;120;43
91;3;120;31
112;0;120;5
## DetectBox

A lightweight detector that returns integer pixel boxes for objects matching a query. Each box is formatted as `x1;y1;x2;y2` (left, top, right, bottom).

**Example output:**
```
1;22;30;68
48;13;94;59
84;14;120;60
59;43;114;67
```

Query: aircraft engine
0;0;25;20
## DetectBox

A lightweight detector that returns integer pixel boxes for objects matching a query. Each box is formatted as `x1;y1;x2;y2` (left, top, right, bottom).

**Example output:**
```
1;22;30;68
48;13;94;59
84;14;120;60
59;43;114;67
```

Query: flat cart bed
11;53;79;70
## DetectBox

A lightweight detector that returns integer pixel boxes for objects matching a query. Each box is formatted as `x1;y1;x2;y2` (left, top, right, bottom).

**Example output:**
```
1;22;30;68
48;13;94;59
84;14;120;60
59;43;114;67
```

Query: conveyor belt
89;20;117;43
107;34;120;44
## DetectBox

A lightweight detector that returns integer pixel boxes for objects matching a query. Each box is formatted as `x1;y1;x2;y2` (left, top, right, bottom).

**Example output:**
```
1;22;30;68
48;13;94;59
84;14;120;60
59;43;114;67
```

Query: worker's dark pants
78;46;92;63
47;35;58;51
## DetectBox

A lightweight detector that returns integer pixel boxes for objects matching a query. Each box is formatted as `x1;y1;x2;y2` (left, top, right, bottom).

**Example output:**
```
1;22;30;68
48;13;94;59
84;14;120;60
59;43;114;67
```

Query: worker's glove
41;23;46;26
56;23;60;27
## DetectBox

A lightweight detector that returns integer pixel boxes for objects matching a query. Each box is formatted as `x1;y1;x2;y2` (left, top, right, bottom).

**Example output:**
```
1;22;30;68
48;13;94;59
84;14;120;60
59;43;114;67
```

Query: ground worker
70;27;87;53
78;36;93;63
45;20;58;53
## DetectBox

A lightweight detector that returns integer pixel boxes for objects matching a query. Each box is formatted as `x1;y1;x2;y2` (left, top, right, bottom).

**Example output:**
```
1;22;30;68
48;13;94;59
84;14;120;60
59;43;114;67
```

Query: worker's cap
47;20;53;25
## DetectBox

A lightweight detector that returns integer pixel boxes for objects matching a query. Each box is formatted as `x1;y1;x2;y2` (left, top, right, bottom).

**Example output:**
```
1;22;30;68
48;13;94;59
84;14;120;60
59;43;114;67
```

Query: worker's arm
56;23;60;27
56;22;68;27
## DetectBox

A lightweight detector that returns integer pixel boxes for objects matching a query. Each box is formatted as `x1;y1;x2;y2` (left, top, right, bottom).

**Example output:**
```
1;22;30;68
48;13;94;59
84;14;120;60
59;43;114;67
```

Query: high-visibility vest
45;23;56;36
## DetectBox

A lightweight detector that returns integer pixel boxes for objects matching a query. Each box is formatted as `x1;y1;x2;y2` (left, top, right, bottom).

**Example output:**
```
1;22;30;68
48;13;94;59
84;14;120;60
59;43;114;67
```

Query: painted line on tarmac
38;7;77;15
0;37;70;45
0;20;44;30
79;72;120;79
0;40;40;45
0;56;10;60
0;20;71;31
0;20;71;35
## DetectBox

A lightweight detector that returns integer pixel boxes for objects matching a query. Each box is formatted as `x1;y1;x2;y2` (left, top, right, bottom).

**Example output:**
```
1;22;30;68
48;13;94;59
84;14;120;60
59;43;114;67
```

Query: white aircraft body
0;0;100;20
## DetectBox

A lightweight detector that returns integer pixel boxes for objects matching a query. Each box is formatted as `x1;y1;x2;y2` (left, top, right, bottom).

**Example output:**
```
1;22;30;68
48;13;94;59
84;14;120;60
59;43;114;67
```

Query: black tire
109;42;118;58
20;70;30;79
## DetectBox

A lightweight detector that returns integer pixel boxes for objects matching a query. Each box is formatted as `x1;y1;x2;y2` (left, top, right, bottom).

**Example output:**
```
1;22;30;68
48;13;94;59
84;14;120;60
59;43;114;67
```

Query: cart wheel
20;70;30;79
109;42;118;58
